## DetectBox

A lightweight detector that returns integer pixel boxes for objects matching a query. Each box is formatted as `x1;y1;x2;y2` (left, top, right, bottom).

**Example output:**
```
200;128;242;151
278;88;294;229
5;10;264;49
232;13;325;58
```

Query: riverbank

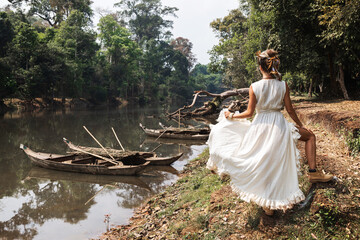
1;97;127;114
99;99;360;239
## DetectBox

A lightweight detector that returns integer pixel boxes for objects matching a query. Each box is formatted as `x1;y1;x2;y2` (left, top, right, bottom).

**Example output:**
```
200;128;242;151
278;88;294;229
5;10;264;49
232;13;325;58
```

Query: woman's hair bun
255;49;281;80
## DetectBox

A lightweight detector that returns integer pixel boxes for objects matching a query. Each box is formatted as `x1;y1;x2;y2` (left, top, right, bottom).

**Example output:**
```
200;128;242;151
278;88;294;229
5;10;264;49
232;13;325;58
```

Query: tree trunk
308;78;313;97
337;65;350;100
319;81;323;93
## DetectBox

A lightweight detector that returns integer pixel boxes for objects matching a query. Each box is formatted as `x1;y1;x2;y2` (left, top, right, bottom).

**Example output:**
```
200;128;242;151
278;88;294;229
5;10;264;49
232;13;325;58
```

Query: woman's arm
284;82;303;127
224;85;257;119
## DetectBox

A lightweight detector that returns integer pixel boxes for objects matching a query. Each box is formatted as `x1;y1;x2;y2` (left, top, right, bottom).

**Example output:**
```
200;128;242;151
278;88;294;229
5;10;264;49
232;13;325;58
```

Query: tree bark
308;78;313;97
337;65;350;100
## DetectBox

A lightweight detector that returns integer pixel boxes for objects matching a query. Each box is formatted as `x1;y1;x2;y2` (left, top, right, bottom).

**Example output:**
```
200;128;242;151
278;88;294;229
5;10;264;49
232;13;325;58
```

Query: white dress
207;79;305;210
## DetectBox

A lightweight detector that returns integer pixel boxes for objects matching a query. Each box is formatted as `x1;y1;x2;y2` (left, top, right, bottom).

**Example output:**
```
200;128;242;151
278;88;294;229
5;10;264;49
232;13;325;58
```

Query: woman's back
251;79;285;113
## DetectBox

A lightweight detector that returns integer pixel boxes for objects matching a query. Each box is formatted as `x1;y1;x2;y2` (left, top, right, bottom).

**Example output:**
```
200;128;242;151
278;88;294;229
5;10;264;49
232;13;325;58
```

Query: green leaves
210;0;359;98
1;0;198;104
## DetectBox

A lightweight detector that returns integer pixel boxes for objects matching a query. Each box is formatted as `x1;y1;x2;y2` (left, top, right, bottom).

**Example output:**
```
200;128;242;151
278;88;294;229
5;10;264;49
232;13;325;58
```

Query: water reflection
0;104;207;239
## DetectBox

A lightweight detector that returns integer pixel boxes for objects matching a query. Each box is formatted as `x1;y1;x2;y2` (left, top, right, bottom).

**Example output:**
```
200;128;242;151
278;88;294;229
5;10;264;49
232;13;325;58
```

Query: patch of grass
195;213;210;229
153;149;227;237
245;204;262;229
339;128;360;156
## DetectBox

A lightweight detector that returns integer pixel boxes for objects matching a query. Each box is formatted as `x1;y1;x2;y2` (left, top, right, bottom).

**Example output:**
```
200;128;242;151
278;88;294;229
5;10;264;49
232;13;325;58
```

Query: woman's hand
224;111;231;118
297;125;314;134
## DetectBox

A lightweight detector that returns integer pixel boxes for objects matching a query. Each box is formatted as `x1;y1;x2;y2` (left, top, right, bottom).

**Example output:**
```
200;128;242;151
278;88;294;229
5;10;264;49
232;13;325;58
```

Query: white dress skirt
207;79;305;210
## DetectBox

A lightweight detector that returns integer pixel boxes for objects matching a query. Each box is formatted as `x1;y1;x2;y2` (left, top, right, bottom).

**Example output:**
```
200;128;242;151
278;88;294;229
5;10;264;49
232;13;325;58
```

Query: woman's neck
262;74;273;79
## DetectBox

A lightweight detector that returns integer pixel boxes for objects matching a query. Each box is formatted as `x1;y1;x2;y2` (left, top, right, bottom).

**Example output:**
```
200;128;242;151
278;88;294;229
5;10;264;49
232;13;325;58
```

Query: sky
1;0;240;64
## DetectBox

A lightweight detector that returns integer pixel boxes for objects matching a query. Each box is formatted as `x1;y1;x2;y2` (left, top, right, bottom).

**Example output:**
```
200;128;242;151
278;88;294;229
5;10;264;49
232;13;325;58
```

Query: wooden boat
139;123;209;140
63;138;183;166
20;144;149;176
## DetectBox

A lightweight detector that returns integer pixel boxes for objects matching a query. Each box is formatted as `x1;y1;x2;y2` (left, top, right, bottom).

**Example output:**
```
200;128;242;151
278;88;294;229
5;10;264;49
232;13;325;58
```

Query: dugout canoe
63;138;183;166
139;123;209;140
20;144;149;176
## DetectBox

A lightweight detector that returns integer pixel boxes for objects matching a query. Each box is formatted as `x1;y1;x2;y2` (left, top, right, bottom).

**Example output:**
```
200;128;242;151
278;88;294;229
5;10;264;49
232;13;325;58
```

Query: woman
207;49;333;216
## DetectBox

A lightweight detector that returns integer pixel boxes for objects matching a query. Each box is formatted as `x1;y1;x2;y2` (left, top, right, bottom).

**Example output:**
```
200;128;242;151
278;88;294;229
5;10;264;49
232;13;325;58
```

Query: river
0;104;208;240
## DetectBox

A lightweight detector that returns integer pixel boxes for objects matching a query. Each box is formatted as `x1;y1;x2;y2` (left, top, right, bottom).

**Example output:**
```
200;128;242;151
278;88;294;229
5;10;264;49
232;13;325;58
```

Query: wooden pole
151;143;162;152
155;122;168;141
155;130;167;141
63;138;120;166
111;127;125;151
178;109;181;128
83;126;116;161
85;185;108;205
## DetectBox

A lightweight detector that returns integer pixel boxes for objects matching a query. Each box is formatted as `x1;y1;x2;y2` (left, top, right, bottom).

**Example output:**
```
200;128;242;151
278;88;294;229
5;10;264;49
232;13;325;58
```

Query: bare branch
167;88;249;118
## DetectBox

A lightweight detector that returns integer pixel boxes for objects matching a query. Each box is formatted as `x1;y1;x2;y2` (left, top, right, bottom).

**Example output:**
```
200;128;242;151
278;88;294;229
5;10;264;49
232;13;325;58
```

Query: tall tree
115;0;178;44
210;9;258;87
170;37;196;70
11;0;94;27
97;14;141;99
0;11;16;101
54;10;98;98
6;20;40;99
115;0;185;103
313;0;360;99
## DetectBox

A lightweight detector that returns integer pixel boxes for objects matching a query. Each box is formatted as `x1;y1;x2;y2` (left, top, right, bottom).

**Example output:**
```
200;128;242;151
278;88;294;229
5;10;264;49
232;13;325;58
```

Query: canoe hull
21;145;149;176
28;156;147;175
144;153;183;166
143;130;208;140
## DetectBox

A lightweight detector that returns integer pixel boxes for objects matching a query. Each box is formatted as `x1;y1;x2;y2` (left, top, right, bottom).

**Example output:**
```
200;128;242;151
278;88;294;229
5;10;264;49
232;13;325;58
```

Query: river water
0;105;209;240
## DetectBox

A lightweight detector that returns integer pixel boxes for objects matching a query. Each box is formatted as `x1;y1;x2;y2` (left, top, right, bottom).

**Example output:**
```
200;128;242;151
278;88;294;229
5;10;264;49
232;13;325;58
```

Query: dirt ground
98;99;360;240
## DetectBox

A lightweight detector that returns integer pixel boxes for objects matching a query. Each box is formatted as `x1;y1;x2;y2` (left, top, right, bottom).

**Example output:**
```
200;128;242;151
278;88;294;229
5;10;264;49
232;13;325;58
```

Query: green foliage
282;72;308;94
97;14;141;98
190;64;223;93
209;4;277;88
54;10;99;97
1;0;202;105
0;12;14;56
316;204;340;231
0;12;16;99
209;0;359;98
340;128;360;156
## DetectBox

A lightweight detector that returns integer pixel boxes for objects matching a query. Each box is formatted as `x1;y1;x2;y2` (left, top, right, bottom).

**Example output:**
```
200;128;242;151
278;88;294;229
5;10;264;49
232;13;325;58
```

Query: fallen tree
167;88;249;119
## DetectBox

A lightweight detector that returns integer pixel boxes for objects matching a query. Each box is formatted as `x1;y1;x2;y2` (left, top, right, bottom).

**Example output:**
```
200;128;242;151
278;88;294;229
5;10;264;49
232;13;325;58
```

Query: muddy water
0;105;208;240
